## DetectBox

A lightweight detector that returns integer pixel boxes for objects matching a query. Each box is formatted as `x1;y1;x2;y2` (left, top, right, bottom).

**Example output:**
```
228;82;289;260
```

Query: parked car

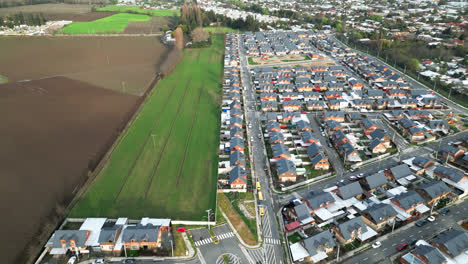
397;242;408;251
372;241;382;248
439;208;450;215
427;215;436;222
407;239;417;246
416;220;428;227
349;175;357;181
122;259;136;264
68;257;77;264
92;259;105;264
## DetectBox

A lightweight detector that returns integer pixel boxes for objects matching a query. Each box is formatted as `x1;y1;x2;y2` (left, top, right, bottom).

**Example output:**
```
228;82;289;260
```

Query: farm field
96;5;180;17
205;26;240;34
0;36;170;95
0;77;139;264
71;35;225;220
121;16;172;34
61;13;150;34
0;3;113;21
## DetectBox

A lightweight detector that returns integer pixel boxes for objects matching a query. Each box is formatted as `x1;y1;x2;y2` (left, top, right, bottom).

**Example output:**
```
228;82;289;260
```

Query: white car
427;215;436;222
372;241;382;248
67;256;77;264
92;259;105;264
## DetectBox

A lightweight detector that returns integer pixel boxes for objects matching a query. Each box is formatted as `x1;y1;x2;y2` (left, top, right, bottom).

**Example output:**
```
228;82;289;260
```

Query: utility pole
448;86;452;99
170;240;174;257
404;65;407;74
336;245;340;262
392;219;396;233
206;209;212;230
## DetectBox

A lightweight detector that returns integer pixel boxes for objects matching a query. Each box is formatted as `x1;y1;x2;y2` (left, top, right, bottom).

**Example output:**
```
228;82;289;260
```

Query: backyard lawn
71;35;224;220
62;13;150;34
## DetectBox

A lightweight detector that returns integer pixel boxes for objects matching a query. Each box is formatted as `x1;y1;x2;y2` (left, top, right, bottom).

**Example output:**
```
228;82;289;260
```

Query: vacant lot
0;3;113;21
0;77;138;264
71;35;224;220
97;5;180;16
62;13;150;34
122;16;172;34
0;36;169;95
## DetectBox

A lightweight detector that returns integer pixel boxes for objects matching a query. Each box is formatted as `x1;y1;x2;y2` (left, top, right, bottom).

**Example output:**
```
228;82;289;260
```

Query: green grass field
0;75;7;84
71;35;224;220
97;5;180;17
62;13;150;34
205;26;239;34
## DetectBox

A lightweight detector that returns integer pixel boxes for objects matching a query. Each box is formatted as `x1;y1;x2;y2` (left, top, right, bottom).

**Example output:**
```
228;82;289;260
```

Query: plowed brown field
0;76;139;264
0;36;169;95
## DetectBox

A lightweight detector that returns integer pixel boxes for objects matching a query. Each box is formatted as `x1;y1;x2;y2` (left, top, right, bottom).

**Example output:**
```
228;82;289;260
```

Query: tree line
0;13;46;28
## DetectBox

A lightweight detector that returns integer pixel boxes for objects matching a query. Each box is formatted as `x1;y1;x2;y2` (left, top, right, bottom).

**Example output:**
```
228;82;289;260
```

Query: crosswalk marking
264;237;281;245
194;237;212;246
217;232;234;240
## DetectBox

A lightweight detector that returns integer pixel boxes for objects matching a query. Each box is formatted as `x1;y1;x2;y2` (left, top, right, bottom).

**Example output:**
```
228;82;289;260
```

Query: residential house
361;118;379;135
434;166;467;184
304;191;335;212
294;203;315;225
98;225;123;252
306;100;325;111
260;92;277;102
428;120;450;134
272;144;291;160
370;129;391;148
229;166;247;189
431;229;468;259
369;138;387;154
390;191;426;215
261;100;278;112
361;203;398;231
324;111;345;122
230;137;244;153
349;79;363;90
337;182;364;200
230;127;243;139
408;126;428;143
347;113;363;123
339;142;361;162
439;145;465;162
361;172;388;193
230;150;246;168
276;158;297;182
401;245;448;264
311;153;330;170
333;217;373;245
386;164;412;182
267;121;281;133
122;224;161;250
302;130;319;145
48;230;90;254
325;120;342;134
269;131;285;145
229;116;243;129
411;156;435;175
416;181;451;206
283;100;302;112
296;120;312;133
299;231;336;263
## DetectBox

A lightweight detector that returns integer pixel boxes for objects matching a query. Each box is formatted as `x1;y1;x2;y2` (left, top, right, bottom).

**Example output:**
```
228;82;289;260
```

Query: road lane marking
409;235;414;237
392;243;397;246
363;258;368;261
374;252;378;255
383;248;388;251
418;231;422;233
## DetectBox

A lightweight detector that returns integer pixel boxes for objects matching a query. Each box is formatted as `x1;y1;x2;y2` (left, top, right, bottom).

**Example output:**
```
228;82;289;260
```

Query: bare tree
191;27;209;43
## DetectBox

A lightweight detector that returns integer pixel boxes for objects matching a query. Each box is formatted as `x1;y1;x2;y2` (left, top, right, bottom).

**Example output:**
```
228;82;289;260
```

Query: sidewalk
219;207;262;249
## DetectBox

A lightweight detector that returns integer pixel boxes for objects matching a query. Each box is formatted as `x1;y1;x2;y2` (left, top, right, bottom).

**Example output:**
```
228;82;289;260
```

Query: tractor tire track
175;79;205;187
113;77;179;202
144;76;192;199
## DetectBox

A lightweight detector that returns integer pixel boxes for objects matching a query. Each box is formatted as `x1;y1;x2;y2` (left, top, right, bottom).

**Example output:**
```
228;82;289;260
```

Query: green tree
335;23;342;32
408;58;420;72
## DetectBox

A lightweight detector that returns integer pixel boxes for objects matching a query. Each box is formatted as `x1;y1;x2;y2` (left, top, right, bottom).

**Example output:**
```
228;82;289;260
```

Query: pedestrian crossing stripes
194;237;212;246
217;232;234;240
264;237;281;245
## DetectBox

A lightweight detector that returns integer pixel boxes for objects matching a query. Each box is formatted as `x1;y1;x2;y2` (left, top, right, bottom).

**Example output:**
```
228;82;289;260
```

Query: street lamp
206;209;212;230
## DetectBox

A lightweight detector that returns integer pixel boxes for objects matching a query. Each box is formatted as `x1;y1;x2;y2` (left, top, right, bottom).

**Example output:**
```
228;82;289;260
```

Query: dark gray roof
311;153;327;167
412;245;446;264
390;164;412;179
391;191;424;210
413;156;432;168
302;130;317;143
302;231;336;256
272;144;291;158
229;166;247;185
98;226;120;243
337;217;368;241
276;159;296;175
434;166;465;183
369;138;384;150
267;121;281;131
269;131;284;143
364;203;398;223
361;118;375;129
296;120;310;131
305;192;335;210
416;181;450;199
230;126;243;138
50;230;88;248
338;182;363;200
307;143;322;159
432;229;468;257
230;150;245;167
365;172;388;189
122;224;160;243
230;137;244;149
294;203;313;224
370;129;386;140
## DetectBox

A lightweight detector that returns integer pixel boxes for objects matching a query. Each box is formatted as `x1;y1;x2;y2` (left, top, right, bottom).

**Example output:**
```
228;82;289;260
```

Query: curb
219;207;262;249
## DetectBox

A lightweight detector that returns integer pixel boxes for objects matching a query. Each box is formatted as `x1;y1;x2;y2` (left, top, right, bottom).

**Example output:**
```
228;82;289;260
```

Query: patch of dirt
0;76;139;264
121;17;170;34
45;11;115;22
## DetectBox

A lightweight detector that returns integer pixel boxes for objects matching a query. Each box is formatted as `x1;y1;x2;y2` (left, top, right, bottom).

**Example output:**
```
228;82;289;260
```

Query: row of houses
45;218;171;257
218;34;248;190
243;31;316;57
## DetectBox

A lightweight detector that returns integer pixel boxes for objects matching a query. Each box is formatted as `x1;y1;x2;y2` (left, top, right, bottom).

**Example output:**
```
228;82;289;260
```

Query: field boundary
176;80;205;187
113;77;180;202
144;76;193;198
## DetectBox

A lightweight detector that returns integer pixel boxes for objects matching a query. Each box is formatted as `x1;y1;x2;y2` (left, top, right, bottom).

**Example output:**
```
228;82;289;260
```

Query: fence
281;172;333;191
351;152;393;169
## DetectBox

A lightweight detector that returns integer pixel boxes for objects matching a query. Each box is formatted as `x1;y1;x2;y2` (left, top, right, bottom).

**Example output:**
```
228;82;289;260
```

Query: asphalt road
239;36;285;264
341;200;468;264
